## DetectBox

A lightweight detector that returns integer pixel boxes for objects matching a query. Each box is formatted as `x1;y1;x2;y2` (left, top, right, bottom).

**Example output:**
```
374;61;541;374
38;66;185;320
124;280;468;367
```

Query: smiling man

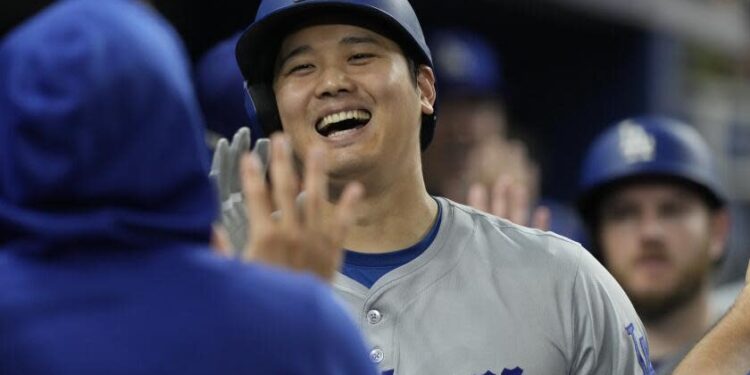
234;0;653;373
577;116;730;375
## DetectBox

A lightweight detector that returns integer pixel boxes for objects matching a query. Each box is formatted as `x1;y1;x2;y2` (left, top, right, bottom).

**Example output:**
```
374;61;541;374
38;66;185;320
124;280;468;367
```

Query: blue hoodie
0;1;376;374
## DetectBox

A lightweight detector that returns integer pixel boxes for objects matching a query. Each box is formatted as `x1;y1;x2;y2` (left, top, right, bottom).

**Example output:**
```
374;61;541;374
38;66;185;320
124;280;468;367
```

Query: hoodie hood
0;0;217;253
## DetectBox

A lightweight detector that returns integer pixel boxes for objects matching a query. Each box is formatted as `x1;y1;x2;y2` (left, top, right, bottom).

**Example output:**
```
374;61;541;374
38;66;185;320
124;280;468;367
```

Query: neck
328;155;438;254
645;285;711;362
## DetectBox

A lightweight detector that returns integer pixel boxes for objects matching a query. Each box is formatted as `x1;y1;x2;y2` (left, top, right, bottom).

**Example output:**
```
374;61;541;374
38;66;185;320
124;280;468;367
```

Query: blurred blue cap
430;29;502;97
195;34;259;143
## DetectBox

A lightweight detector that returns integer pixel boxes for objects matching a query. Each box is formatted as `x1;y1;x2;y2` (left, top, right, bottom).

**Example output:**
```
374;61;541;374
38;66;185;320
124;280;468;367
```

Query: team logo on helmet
618;121;655;164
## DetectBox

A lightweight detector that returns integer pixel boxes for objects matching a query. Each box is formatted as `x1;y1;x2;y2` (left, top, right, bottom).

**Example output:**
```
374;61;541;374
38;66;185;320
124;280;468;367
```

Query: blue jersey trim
342;198;442;288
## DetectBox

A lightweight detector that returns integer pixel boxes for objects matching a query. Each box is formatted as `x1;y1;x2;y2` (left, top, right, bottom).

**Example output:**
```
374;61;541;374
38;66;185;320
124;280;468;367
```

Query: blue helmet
577;116;727;224
235;0;437;149
429;29;502;98
195;34;249;140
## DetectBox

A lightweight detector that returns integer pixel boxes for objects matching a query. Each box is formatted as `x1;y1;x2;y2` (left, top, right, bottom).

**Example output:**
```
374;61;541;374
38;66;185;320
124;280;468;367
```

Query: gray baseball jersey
333;197;654;375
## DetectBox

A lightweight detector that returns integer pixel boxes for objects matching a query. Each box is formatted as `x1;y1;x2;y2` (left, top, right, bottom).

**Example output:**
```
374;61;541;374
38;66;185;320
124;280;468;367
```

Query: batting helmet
429;28;502;98
577;116;727;226
235;0;437;150
195;34;249;140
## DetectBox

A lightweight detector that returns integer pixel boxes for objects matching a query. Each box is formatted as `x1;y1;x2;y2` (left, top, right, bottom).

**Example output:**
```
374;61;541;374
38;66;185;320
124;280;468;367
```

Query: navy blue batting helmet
235;0;437;149
577;116;727;224
195;34;250;140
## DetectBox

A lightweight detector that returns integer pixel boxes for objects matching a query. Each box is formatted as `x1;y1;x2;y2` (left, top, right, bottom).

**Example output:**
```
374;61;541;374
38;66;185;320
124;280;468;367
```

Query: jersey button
366;309;382;324
369;347;384;363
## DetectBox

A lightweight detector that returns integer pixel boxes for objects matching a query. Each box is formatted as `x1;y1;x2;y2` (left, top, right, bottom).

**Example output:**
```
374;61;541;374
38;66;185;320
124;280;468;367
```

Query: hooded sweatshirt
0;1;375;374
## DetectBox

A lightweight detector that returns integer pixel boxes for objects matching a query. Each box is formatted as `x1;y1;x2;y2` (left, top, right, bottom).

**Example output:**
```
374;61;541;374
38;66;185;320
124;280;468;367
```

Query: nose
314;66;355;98
636;209;666;242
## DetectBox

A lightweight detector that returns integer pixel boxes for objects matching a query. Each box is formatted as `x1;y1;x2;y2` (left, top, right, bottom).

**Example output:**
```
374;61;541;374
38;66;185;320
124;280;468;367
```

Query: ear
416;65;436;116
708;207;730;262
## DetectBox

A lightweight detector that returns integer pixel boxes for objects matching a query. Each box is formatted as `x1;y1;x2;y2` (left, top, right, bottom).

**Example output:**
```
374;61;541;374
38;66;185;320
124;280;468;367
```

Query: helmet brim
236;3;432;85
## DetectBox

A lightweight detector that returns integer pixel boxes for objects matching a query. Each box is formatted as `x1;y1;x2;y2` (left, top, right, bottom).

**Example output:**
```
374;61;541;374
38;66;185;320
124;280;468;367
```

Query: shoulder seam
450;201;581;246
569;248;585;373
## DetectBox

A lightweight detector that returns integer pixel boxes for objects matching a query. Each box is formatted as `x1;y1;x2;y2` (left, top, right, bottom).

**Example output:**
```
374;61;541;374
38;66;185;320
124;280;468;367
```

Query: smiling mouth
316;109;371;137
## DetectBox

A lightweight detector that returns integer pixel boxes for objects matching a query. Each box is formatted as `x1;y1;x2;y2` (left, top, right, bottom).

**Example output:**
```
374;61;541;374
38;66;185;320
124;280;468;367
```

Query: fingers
469;174;548;230
253;138;271;177
233;127;251;154
331;182;364;244
531;206;551;231
210;224;232;257
241;152;272;254
269;134;300;230
467;183;488;212
238;133;363;282
304;145;327;232
209;137;227;177
210;138;231;201
507;182;529;226
229;127;251;193
315;181;363;282
489;174;529;226
490;175;511;218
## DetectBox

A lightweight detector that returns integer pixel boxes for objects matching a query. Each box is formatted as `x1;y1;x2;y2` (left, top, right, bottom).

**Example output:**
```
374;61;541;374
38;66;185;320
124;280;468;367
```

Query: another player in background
195;33;249;147
230;0;654;373
195;33;270;152
0;1;374;374
422;29;590;239
421;29;549;229
576;116;730;375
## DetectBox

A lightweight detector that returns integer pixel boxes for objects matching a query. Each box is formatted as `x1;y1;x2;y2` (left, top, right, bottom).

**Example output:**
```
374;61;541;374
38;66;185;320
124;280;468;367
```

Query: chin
626;280;703;322
326;157;373;180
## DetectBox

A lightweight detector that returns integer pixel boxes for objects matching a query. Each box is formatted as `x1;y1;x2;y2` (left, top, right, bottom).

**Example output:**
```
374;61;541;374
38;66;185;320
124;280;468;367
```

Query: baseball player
195;33;248;145
421;29;547;228
231;0;654;373
576;117;730;374
422;29;591;239
0;1;375;374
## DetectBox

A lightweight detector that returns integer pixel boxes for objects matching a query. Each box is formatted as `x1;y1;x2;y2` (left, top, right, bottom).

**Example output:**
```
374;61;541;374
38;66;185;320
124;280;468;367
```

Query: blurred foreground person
577;116;730;375
0;1;375;374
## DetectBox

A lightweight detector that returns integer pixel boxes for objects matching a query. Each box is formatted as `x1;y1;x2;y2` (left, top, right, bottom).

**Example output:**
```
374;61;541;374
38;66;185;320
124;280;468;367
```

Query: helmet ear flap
244;81;281;142
420;112;437;151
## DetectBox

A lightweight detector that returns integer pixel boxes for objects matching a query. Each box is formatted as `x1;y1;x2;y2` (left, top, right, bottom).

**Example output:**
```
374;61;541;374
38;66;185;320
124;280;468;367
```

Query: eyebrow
277;35;383;70
277;45;312;70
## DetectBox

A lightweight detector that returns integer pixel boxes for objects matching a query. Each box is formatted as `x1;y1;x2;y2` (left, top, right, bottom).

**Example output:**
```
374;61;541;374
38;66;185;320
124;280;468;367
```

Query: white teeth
318;110;371;131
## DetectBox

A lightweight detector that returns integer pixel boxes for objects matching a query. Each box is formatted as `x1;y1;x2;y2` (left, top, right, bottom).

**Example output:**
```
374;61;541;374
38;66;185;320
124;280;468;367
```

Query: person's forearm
673;288;750;375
